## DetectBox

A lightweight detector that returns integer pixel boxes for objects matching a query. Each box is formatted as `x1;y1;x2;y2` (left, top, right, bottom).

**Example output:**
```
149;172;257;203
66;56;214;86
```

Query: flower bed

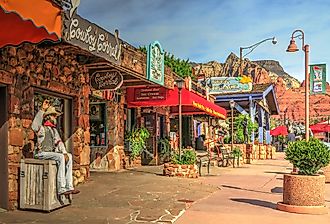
163;163;199;178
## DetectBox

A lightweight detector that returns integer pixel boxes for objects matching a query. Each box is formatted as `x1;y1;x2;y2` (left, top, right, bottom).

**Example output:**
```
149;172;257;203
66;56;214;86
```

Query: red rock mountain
192;53;330;122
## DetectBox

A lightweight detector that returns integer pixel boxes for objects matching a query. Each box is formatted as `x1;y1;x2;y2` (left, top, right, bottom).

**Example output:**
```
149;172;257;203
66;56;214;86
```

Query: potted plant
125;127;150;166
231;147;243;167
277;138;330;214
163;149;199;178
159;137;172;163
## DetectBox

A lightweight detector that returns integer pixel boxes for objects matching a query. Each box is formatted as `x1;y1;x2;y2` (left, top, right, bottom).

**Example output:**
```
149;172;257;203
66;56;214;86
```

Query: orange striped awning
0;0;62;48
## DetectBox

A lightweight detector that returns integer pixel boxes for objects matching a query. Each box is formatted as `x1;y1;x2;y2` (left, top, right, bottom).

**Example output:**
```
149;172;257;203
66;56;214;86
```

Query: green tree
227;114;258;144
139;46;194;79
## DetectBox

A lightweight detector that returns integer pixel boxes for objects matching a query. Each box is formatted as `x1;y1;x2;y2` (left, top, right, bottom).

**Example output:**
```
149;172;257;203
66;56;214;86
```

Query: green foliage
159;137;172;162
139;46;193;79
228;114;258;144
285;138;330;175
171;149;196;165
223;135;231;144
278;135;287;143
126;127;150;160
232;147;242;158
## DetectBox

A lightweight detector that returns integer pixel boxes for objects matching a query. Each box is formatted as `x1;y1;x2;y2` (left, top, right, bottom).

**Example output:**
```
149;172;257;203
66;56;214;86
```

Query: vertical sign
310;64;326;94
147;41;165;86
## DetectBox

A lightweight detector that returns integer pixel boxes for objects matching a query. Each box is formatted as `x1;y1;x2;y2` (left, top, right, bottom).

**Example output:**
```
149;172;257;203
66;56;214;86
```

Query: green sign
310;64;326;94
147;41;164;86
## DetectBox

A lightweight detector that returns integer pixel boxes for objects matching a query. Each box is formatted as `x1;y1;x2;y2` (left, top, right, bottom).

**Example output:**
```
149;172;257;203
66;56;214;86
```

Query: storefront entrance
141;109;166;165
0;86;8;210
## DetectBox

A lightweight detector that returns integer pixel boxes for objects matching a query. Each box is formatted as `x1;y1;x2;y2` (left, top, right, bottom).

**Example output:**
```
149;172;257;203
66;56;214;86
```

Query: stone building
0;0;227;211
0;0;176;210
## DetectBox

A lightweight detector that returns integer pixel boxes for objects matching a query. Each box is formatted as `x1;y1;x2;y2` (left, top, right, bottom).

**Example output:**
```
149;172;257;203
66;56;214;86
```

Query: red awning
0;0;61;48
270;125;288;136
127;87;227;119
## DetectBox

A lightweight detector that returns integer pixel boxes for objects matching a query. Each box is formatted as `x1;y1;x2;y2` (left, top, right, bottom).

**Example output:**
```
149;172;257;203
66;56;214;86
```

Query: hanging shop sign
134;87;167;101
91;69;123;90
205;77;252;95
147;41;165;86
62;11;122;64
310;64;326;94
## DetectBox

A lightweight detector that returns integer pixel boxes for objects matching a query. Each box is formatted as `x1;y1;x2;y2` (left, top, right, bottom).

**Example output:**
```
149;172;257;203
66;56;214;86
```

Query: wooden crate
20;159;71;212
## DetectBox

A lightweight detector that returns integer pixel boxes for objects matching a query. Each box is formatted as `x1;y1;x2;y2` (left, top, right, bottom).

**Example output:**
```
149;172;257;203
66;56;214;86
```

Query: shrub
285;138;330;175
126;127;150;160
171;149;196;165
232;147;242;158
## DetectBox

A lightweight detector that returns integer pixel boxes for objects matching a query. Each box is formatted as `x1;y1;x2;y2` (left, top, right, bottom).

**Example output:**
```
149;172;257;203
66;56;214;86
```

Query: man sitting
32;100;79;195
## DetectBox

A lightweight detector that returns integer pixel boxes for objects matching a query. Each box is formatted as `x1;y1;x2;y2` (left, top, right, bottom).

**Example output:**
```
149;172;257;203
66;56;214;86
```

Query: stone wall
0;43;90;209
163;163;199;178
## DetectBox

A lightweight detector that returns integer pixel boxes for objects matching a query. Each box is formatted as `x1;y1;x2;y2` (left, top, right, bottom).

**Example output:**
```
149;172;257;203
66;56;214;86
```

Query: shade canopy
270;125;288;136
0;0;61;48
310;123;330;134
127;87;227;119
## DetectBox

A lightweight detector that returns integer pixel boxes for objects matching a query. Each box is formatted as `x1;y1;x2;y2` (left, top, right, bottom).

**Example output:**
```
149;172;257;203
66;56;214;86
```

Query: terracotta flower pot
277;174;328;214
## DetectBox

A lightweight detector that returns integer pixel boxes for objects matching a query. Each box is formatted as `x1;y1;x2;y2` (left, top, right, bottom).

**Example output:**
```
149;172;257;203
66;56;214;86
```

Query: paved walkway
1;153;329;224
0;166;216;224
177;153;330;224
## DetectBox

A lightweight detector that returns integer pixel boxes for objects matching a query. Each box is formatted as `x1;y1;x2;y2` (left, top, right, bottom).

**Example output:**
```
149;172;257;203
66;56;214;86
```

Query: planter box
226;157;243;167
252;145;259;160
20;159;71;212
259;145;266;160
163;163;198;178
277;174;327;214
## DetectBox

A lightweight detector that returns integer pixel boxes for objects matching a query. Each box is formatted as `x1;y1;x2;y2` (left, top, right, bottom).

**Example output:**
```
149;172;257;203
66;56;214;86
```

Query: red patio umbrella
310;123;330;133
270;125;288;136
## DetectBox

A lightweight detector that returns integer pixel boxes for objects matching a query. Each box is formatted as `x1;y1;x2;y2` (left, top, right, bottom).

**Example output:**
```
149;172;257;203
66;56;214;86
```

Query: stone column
249;96;255;143
258;106;264;144
265;112;271;144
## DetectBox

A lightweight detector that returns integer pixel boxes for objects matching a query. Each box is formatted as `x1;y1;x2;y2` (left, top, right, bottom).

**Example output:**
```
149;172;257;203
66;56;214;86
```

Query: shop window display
90;103;107;147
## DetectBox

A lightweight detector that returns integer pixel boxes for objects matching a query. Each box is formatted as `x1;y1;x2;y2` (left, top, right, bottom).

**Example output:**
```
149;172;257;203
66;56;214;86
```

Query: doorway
0;86;8;210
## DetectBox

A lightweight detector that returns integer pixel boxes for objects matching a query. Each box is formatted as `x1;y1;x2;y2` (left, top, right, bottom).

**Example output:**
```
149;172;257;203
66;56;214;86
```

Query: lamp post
286;29;310;141
176;79;185;159
239;37;277;77
230;100;235;152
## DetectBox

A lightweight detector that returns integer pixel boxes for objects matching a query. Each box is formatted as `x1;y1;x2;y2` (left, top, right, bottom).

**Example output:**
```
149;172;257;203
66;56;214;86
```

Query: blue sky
78;0;330;82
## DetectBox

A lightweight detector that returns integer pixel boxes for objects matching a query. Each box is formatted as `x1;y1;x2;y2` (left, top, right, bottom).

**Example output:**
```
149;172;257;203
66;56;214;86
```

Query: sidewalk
1;154;329;224
0;166;217;224
176;153;330;224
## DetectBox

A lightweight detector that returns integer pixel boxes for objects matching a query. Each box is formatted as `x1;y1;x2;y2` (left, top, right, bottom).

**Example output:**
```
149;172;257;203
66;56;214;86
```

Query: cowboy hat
44;106;62;117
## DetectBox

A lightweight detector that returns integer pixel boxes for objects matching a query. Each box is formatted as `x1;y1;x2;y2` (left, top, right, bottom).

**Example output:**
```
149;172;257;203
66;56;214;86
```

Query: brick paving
177;153;330;224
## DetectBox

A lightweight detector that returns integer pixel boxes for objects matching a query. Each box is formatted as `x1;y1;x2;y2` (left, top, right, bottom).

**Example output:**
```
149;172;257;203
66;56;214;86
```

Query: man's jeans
37;151;74;194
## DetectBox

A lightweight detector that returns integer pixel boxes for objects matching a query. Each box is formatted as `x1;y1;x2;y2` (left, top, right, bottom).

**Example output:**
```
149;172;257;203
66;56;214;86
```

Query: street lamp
239;37;277;77
286;29;310;141
229;100;235;152
176;78;185;159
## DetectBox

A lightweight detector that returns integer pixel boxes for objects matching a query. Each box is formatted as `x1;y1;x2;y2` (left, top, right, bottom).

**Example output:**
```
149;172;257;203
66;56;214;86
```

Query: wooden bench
20;159;71;212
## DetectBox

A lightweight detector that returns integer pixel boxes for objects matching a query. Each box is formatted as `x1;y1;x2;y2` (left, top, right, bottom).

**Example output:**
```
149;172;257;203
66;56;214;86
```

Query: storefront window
90;103;107;147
